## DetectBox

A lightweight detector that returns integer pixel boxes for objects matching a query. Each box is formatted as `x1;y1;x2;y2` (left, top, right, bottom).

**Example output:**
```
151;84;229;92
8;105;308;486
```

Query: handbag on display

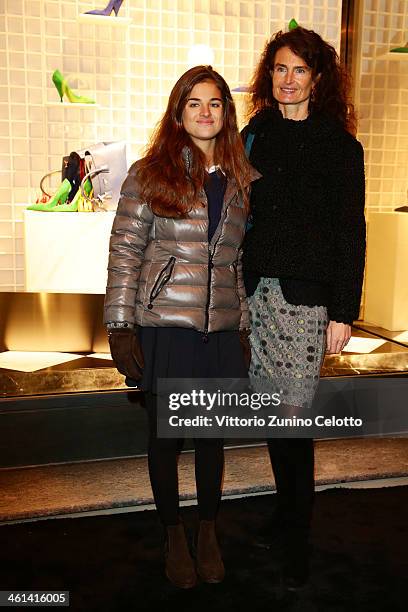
36;141;128;212
64;141;128;211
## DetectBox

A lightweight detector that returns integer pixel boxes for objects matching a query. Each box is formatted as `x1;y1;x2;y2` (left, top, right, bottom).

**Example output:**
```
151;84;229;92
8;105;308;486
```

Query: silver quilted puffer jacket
104;158;260;334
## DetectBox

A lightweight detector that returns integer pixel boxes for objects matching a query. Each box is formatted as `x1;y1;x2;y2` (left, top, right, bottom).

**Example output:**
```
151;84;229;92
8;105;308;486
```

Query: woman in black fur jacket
242;26;366;590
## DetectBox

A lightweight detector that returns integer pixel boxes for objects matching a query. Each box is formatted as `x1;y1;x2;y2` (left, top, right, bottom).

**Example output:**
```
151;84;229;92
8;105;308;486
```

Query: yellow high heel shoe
51;179;93;212
52;70;95;104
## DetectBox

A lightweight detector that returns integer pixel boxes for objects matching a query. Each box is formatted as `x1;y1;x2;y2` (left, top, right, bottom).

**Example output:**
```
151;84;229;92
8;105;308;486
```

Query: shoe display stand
77;14;132;26
23;210;115;293
30;11;134;291
377;51;408;61
45;7;131;107
45;102;101;108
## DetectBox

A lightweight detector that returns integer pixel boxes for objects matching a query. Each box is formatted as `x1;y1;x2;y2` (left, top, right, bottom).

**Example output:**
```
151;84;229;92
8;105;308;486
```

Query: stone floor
1;437;408;522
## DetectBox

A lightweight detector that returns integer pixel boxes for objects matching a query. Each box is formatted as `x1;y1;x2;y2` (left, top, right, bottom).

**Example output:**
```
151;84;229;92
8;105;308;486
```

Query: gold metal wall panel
0;293;109;353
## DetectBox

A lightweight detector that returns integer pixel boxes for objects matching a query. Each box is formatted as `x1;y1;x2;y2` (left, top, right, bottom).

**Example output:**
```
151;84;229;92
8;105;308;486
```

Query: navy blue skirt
132;327;247;393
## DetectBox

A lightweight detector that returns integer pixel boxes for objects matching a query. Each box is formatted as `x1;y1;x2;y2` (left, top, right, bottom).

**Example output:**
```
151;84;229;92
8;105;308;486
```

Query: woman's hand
239;328;251;370
108;327;144;380
326;321;351;354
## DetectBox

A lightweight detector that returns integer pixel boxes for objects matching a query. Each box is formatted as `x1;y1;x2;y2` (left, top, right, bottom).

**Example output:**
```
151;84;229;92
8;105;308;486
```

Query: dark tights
144;392;224;526
267;438;315;531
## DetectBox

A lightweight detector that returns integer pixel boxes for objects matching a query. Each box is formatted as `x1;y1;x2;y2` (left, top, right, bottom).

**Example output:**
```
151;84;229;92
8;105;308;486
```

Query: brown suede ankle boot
196;520;225;583
165;523;197;589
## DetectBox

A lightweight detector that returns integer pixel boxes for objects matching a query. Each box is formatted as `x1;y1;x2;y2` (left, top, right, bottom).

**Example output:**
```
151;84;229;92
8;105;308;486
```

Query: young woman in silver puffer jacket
104;66;259;589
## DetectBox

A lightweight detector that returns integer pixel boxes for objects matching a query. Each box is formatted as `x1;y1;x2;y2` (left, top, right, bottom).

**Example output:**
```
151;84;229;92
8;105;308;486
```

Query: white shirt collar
206;165;225;175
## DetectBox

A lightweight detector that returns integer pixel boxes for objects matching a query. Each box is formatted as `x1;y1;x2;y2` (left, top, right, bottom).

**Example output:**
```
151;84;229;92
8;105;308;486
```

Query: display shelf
24;210;115;294
77;14;132;26
377;51;408;61
46;102;100;108
232;85;250;93
364;212;408;331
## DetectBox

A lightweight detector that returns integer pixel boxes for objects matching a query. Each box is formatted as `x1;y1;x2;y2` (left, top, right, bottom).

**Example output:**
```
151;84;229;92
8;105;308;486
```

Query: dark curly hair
248;26;356;135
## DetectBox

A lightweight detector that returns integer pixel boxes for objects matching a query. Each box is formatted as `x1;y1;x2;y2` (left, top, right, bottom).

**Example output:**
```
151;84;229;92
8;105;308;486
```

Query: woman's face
271;46;316;109
182;81;224;147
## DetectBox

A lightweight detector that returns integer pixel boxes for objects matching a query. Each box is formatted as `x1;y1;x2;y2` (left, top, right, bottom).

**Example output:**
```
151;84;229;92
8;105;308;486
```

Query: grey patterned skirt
248;278;328;410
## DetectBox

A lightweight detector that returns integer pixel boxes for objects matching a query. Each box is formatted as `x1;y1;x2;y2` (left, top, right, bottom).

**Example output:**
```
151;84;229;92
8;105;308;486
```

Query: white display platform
24;210;115;293
364;212;408;330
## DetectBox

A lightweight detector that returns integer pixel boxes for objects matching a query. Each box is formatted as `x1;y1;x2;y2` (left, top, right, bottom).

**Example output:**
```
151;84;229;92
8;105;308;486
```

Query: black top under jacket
242;107;366;324
204;168;227;242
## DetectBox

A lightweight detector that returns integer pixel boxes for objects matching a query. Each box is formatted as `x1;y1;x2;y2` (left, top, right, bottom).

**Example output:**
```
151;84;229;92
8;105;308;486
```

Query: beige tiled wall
355;0;408;214
1;0;342;291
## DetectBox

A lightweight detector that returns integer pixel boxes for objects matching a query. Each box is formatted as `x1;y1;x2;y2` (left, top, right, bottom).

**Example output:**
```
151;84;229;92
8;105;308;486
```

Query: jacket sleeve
328;138;366;324
103;165;154;327
237;247;250;330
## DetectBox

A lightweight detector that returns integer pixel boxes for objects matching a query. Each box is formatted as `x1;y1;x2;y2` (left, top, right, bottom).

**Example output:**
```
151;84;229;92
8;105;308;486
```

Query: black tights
144;393;224;526
267;438;315;530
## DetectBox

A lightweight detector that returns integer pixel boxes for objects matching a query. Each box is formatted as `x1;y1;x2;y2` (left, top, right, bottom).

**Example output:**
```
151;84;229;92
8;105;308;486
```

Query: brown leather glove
108;327;144;381
239;329;251;371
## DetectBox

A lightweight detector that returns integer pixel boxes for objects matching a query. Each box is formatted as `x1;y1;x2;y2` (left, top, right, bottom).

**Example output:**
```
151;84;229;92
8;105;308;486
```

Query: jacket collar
181;145;259;247
182;145;261;193
247;165;262;184
247;106;341;142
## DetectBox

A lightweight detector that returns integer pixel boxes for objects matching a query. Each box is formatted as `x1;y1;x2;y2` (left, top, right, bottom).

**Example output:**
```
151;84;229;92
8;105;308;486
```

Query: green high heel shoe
52;69;95;104
27;178;72;211
390;44;408;53
51;178;93;212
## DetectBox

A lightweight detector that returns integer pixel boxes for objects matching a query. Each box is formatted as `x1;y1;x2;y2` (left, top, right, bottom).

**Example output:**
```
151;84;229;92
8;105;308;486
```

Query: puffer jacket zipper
147;256;176;309
202;190;238;341
203;251;213;343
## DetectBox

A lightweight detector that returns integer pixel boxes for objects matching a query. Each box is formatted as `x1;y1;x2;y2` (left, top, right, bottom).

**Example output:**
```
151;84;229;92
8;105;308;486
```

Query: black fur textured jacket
242;108;366;324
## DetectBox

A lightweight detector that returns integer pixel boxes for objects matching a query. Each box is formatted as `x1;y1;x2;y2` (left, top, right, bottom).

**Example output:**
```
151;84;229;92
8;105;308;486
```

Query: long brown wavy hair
248;27;356;135
137;65;253;217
